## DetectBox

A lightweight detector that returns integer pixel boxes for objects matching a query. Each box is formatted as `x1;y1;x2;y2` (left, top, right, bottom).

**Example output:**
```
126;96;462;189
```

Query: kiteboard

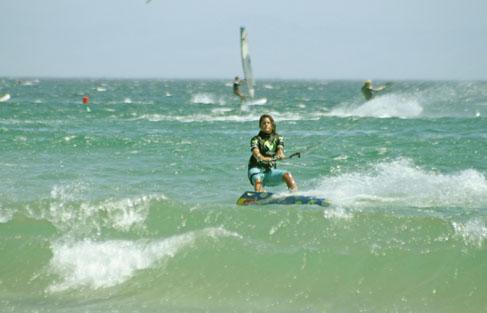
236;191;330;207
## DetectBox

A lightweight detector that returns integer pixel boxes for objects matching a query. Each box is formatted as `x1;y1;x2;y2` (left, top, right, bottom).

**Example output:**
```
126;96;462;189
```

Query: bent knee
283;172;293;179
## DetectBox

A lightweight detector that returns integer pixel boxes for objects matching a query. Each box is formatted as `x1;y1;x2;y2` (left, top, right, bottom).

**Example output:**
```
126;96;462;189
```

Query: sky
1;0;486;80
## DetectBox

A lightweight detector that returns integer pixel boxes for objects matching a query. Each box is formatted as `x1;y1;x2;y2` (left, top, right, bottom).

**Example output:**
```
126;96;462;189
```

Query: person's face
260;117;273;134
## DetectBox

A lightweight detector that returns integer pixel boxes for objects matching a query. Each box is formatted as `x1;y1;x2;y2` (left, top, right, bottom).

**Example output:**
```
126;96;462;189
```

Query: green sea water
0;78;486;313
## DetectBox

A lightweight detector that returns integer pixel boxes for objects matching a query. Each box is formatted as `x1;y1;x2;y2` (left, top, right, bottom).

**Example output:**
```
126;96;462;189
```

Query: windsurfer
233;76;245;101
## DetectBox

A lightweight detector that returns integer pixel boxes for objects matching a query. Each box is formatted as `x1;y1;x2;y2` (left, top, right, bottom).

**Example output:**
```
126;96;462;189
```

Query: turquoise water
1;78;486;313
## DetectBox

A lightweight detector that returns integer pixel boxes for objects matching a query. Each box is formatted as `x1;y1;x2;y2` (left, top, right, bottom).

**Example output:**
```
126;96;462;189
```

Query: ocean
0;78;486;313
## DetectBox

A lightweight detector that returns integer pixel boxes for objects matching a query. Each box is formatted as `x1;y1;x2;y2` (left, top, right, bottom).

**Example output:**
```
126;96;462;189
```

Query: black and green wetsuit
233;81;240;94
361;85;374;101
248;131;284;170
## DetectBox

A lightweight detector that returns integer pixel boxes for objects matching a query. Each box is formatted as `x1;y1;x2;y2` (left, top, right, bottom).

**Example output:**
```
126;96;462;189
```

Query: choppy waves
1;79;487;313
1;184;486;313
330;94;424;118
48;227;240;292
312;158;487;209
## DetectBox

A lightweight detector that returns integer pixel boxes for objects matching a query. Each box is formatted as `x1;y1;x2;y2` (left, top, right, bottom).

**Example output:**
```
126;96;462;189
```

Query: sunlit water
1;79;486;313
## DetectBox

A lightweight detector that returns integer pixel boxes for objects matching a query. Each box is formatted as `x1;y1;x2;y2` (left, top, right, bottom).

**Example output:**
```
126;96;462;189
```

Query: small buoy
82;96;89;104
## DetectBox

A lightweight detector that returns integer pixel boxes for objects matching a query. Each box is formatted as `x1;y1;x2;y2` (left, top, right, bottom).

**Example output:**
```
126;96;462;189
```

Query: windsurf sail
240;27;255;98
236;191;330;207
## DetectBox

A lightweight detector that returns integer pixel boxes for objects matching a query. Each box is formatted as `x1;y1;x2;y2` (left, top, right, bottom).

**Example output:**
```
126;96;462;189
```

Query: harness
247;133;281;184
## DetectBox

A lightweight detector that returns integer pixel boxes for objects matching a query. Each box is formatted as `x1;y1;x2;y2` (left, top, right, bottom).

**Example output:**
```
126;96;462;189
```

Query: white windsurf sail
240;27;255;98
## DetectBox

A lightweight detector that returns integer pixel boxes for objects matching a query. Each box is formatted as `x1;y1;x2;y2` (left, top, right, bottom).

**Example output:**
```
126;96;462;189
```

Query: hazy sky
1;0;486;80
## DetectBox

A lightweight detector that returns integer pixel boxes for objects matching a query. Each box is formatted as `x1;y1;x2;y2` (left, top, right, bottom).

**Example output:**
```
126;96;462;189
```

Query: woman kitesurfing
247;114;298;192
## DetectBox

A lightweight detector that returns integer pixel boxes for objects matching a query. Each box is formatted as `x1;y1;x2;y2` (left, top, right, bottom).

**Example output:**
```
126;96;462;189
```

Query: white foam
313;158;487;209
63;135;76;142
242;98;267;106
0;208;13;223
102;195;167;231
0;93;11;102
330;94;423;118
211;107;232;115
19;79;40;86
136;111;328;123
47;227;240;292
50;183;87;202
452;219;487;247
137;113;259;123
191;93;225;105
40;184;166;233
14;136;27;142
323;207;353;220
48;235;193;292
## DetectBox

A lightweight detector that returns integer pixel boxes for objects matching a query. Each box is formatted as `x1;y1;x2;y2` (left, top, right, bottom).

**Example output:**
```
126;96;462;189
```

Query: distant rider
248;114;297;192
233;76;245;101
361;79;386;101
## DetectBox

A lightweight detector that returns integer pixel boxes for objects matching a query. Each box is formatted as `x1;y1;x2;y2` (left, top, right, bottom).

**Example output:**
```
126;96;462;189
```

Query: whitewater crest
330;94;424;118
47;227;241;292
313;158;487;209
28;184;168;234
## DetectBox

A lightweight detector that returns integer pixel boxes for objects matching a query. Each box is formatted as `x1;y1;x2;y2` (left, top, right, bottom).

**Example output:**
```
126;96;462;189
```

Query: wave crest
314;158;487;209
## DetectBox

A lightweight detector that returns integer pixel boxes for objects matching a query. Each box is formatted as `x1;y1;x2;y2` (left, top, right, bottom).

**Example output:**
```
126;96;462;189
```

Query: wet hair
259;114;277;134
